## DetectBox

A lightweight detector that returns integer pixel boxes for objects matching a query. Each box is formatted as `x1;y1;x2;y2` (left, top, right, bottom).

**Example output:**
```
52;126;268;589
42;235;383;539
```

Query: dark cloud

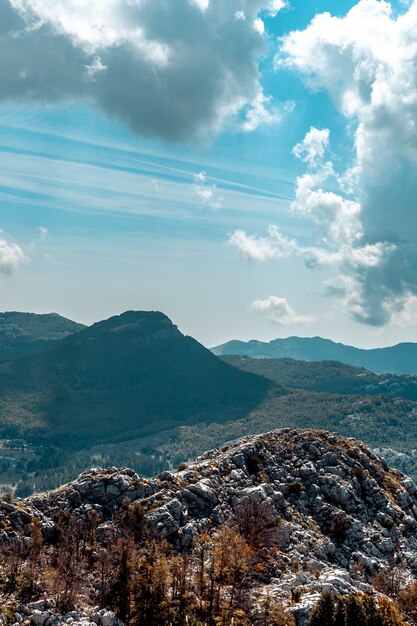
0;0;279;141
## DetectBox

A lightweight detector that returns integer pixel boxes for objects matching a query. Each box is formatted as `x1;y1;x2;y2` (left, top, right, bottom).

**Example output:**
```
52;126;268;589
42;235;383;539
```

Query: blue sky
1;0;416;348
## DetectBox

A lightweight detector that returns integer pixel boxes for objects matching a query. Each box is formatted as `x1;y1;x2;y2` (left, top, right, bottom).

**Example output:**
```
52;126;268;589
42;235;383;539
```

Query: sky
1;0;417;348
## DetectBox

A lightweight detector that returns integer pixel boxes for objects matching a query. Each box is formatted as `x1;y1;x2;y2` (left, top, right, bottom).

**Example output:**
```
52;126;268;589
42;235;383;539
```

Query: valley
1;310;417;497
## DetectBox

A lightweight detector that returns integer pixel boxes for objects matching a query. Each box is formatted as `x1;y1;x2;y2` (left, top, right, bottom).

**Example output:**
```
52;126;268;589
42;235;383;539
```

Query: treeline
0;498;416;626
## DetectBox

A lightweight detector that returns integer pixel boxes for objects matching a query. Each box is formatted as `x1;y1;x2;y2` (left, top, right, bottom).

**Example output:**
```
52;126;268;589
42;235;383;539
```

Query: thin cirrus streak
0;127;293;225
0;125;293;203
0;147;292;231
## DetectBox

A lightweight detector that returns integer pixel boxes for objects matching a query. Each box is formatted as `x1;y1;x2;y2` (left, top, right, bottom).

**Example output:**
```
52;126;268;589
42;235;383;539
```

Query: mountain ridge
2;428;417;625
212;335;417;375
221;355;417;401
0;310;273;448
0;311;85;362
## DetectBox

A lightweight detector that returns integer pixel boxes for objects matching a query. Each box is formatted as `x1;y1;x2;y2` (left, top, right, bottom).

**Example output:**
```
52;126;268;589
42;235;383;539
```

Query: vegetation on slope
0;311;273;448
2;310;417;496
0;510;411;626
222;356;417;400
155;391;417;477
2;429;417;626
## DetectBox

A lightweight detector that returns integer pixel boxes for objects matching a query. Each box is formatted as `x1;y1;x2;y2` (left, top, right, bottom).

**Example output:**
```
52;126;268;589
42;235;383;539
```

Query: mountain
212;335;417;375
0;311;85;362
0;310;273;448
222;355;417;401
2;429;417;625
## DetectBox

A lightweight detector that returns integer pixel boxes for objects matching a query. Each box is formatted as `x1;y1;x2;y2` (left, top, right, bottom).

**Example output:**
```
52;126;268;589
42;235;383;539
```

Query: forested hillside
222;355;417;400
0;311;273;448
0;312;85;361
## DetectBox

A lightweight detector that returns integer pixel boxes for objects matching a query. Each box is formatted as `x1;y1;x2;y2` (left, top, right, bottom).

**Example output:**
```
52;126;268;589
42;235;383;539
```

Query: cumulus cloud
292;127;330;166
1;0;285;141
230;124;397;324
0;233;26;274
241;92;280;132
229;225;299;261
251;296;314;326
275;0;417;325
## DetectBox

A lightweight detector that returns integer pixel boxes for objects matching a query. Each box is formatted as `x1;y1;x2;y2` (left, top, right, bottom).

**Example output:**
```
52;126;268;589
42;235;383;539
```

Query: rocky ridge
2;428;417;624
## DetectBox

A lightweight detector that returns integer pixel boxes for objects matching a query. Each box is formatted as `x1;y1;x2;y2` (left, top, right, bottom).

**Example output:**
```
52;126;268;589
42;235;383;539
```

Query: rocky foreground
2;428;417;625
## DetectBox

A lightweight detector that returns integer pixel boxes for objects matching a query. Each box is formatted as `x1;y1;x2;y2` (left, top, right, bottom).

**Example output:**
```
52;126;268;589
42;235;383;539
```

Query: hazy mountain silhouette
212;336;417;375
0;312;85;362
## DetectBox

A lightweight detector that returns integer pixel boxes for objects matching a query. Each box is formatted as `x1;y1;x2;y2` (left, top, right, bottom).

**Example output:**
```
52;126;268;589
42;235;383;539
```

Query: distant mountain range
0;312;85;362
0;311;272;448
3;309;417;494
212;336;417;375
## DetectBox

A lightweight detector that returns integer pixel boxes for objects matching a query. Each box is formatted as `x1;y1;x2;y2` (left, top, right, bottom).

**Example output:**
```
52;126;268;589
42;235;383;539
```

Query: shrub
397;580;417;625
308;592;407;626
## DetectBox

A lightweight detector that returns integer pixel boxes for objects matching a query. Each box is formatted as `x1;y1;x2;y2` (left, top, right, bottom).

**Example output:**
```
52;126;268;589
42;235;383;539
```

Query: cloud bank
233;0;417;327
280;0;417;325
1;0;284;141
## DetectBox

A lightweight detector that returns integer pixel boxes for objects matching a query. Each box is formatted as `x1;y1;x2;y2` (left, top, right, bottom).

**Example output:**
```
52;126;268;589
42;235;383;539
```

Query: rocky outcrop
0;603;123;626
3;428;417;621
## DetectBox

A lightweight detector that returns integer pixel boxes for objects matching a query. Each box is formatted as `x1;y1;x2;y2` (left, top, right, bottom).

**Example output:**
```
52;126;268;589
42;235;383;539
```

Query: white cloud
253;18;265;34
0;234;26;274
391;295;417;327
251;296;314;326
266;0;287;16
229;225;299;261
1;0;284;141
277;0;417;325
242;92;279;132
292;127;330;166
292;174;362;248
84;56;107;81
38;226;49;241
235;10;246;20
194;172;223;210
194;171;207;183
190;0;210;11
230;125;397;325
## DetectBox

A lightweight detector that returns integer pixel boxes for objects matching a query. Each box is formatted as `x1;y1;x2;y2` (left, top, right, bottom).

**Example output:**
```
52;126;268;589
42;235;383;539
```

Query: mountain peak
0;310;272;448
3;428;417;624
86;310;179;339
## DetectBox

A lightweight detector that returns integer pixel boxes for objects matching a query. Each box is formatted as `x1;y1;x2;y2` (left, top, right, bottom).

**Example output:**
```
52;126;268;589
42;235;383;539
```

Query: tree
372;563;408;599
309;591;335;626
130;539;170;626
18;516;46;602
261;593;296;626
105;535;134;623
213;526;254;618
308;593;407;626
396;581;417;626
231;497;283;551
45;511;87;612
